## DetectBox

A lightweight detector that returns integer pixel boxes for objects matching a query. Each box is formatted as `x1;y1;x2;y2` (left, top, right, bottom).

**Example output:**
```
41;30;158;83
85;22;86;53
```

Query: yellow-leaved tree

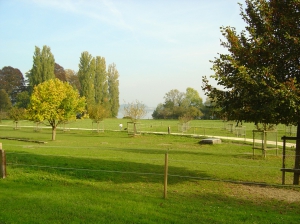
28;78;86;140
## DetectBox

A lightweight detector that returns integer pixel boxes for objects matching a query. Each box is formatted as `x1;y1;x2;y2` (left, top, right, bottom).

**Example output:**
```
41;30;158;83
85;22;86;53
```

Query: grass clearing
0;120;299;223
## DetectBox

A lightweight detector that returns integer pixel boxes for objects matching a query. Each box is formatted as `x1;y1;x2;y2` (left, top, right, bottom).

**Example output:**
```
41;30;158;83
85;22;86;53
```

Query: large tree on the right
202;0;300;184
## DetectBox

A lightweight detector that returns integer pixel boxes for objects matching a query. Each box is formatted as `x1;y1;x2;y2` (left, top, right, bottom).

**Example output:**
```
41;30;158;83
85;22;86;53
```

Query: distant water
117;108;154;119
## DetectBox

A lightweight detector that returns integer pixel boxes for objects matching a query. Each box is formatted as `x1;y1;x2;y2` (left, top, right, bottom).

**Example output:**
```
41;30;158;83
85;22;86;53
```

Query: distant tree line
152;88;217;120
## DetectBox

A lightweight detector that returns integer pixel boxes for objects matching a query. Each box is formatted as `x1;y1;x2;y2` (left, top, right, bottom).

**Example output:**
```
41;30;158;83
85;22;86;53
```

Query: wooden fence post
282;136;286;185
164;152;168;199
0;143;6;179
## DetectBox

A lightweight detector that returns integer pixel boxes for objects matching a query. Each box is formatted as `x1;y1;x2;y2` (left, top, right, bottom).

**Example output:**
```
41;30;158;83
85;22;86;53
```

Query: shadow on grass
6;151;211;185
108;147;219;156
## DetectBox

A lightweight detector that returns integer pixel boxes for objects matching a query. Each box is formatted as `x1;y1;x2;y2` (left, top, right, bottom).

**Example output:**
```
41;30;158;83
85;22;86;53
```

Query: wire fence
4;151;299;188
0;122;299;187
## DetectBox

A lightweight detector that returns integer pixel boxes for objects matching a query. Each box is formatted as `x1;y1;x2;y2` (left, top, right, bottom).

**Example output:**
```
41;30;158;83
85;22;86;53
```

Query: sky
0;0;247;108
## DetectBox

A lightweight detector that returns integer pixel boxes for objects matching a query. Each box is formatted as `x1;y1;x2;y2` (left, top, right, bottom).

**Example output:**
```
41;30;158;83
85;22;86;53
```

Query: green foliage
77;52;120;118
202;0;300;184
88;104;108;123
202;0;300;126
28;78;86;140
153;88;203;119
0;89;12;111
8;106;26;128
108;63;120;117
201;97;222;120
27;45;55;91
15;91;30;109
8;107;26;121
94;56;108;105
78;51;95;106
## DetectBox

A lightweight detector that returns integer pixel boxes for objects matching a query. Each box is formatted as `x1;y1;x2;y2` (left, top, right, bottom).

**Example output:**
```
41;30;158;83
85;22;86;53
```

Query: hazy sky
0;0;247;107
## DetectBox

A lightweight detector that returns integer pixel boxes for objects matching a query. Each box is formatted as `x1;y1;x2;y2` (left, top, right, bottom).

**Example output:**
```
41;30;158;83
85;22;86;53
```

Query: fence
3;147;298;187
0;143;6;178
1;121;299;187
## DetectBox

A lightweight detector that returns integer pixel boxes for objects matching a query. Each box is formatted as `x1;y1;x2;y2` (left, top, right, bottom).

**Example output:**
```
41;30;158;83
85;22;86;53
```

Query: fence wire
5;151;299;188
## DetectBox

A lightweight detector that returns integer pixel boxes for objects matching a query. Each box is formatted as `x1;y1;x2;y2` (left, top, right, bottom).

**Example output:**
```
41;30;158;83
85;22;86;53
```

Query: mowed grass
0;120;299;223
0;118;296;139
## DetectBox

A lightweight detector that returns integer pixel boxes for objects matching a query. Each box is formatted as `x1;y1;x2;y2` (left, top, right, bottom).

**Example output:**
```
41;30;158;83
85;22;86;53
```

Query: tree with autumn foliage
202;0;300;184
28;79;86;140
0;66;25;104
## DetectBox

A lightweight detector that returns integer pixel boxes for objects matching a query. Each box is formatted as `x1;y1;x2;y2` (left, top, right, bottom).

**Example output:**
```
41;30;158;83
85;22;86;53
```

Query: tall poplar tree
107;63;120;118
27;45;55;91
202;0;300;184
78;51;95;107
94;56;109;107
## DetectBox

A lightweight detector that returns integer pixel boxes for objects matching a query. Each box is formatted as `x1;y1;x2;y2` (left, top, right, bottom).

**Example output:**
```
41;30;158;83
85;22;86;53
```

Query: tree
26;45;55;92
65;69;81;92
88;104;108;132
185;87;203;109
124;100;147;122
94;56;108;105
107;63;120;117
0;66;25;104
28;79;86;140
54;63;67;82
0;89;12;121
152;103;169;119
15;91;30;109
0;89;12;112
152;88;203;119
123;100;147;135
202;97;220;120
202;0;300;184
78;51;95;106
8;107;26;129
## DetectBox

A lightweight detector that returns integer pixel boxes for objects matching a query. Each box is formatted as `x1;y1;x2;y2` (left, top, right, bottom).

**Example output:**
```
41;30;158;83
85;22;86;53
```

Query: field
0;119;299;223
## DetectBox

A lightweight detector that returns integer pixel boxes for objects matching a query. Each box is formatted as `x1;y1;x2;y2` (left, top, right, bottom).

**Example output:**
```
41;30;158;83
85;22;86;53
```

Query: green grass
1;118;296;138
0;121;299;223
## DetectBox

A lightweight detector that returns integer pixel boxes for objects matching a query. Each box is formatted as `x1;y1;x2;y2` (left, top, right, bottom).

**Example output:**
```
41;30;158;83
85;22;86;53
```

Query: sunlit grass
0;122;299;223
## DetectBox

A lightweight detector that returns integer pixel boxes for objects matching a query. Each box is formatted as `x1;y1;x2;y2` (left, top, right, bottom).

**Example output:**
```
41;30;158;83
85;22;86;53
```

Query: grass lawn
0;120;299;223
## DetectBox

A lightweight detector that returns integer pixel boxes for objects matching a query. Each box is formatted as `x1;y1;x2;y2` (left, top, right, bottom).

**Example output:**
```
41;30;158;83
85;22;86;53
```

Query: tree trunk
294;123;300;185
52;126;56;141
15;121;18;129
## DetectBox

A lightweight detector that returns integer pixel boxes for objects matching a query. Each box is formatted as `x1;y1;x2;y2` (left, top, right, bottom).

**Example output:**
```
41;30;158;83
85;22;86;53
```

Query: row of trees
152;87;217;120
77;51;119;117
0;45;120;117
0;45;120;140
